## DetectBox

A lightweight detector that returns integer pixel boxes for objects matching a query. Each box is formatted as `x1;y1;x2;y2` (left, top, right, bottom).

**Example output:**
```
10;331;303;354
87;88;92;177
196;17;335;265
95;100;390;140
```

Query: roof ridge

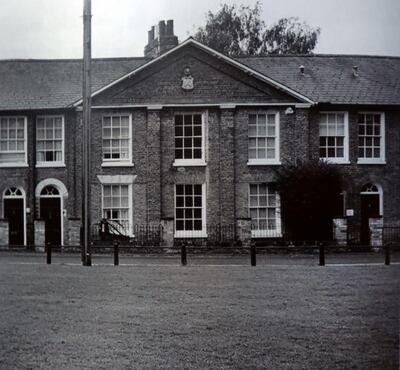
236;53;400;59
0;56;151;63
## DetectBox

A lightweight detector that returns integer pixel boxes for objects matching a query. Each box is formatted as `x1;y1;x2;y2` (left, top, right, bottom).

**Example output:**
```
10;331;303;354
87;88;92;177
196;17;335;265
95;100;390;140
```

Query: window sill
173;160;207;167
36;163;66;168
0;163;29;168
320;158;350;165
247;160;281;166
174;231;208;238
251;230;282;238
357;160;386;165
102;162;134;167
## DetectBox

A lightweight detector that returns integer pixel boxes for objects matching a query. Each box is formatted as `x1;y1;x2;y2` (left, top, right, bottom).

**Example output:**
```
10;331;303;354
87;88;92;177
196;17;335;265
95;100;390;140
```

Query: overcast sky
0;0;399;59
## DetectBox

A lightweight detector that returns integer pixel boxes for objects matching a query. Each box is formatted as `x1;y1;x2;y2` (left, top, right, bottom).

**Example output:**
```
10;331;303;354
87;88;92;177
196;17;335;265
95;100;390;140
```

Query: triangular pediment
78;39;313;107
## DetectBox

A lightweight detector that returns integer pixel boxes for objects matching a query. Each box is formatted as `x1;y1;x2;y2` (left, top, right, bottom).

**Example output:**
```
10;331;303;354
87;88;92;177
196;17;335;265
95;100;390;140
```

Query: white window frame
319;112;349;164
35;115;65;168
101;114;133;167
0;116;28;167
173;112;207;167
357;112;385;164
101;183;133;237
249;183;282;238
247;111;281;166
174;183;207;238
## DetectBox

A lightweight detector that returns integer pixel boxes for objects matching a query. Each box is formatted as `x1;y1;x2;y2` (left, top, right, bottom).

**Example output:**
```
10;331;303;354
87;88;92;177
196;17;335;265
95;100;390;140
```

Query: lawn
0;255;399;369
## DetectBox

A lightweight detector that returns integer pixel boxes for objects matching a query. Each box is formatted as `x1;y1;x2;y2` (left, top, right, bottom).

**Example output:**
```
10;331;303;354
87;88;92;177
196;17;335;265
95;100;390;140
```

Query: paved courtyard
0;253;399;369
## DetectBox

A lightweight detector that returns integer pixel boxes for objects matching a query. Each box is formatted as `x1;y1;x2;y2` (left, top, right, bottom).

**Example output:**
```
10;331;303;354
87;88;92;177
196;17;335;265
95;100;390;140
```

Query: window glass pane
193;114;202;125
248;125;257;136
175;184;203;233
327;113;336;124
249;183;280;233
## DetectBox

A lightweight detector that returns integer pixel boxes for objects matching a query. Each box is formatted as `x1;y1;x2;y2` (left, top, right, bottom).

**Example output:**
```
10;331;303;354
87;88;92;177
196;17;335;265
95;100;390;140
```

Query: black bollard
319;243;325;266
384;245;390;266
250;243;256;266
85;253;92;266
181;243;187;266
113;240;119;266
46;243;52;265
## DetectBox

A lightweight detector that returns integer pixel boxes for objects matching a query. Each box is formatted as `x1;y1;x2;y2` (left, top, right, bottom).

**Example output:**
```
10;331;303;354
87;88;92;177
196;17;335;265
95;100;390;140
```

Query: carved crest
181;66;194;90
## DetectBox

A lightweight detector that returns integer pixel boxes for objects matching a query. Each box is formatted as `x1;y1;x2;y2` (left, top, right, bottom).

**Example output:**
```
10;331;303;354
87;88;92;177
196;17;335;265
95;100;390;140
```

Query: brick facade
0;39;399;247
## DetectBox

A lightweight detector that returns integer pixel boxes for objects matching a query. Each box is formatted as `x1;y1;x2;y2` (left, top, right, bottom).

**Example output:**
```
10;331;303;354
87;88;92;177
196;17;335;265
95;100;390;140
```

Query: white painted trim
360;183;383;216
35;115;65;166
76;103;312;110
35;179;67;246
0;163;29;168
357;111;385;163
35;178;68;198
0;116;28;166
101;162;134;168
71;38;314;107
247;160;282;166
174;183;207;238
2;186;27;245
101;113;133;166
172;160;207;167
357;159;386;165
248;183;282;238
101;183;134;237
97;175;136;184
35;163;66;168
318;111;349;163
173;111;206;164
248;110;280;164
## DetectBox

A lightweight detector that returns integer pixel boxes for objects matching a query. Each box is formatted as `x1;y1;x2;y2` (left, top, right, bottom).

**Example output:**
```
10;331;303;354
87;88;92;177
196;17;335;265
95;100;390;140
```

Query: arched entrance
360;183;382;245
36;179;68;246
3;187;26;245
39;185;62;245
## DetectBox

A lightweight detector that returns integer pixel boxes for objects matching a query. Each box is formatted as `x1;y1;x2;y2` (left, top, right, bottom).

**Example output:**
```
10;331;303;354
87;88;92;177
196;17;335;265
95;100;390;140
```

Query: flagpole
82;0;92;266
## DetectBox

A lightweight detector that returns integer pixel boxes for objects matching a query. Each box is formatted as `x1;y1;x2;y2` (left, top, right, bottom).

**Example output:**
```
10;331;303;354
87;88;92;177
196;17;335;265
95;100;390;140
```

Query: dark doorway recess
4;198;24;245
40;198;61;245
360;194;380;245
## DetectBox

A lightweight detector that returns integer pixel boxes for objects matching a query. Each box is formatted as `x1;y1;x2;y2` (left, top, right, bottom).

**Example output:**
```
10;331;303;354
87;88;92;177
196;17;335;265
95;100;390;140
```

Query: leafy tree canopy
194;2;320;56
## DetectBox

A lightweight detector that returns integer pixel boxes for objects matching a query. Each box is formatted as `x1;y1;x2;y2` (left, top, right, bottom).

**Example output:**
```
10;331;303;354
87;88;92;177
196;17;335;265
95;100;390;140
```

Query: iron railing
383;226;400;246
174;224;236;246
91;219;163;246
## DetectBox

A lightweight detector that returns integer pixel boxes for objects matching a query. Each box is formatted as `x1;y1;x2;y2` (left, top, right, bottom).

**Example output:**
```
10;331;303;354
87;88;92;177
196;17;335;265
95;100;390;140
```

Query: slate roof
238;54;400;105
0;58;149;110
0;52;400;110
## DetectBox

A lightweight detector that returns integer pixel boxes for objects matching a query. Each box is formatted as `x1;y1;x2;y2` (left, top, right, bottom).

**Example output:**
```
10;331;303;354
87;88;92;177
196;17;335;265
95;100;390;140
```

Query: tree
275;160;344;241
193;2;320;56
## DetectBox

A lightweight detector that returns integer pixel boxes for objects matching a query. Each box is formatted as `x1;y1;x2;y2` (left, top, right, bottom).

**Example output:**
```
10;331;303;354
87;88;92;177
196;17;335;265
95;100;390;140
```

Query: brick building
0;20;399;247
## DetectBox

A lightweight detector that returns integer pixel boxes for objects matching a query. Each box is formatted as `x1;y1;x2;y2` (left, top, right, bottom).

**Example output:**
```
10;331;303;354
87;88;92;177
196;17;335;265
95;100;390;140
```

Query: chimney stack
144;20;178;57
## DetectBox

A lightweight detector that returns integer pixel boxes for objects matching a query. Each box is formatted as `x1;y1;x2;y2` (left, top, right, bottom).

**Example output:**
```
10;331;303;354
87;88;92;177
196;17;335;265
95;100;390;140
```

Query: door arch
36;179;67;246
360;183;383;245
3;187;26;246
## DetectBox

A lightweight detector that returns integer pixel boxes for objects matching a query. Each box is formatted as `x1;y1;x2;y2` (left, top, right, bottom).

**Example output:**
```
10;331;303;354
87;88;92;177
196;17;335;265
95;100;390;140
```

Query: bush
275;160;344;241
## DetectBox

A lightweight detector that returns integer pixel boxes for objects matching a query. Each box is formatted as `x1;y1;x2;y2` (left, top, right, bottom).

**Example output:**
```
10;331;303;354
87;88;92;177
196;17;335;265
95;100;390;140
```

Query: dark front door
361;194;380;245
40;198;61;245
4;198;24;245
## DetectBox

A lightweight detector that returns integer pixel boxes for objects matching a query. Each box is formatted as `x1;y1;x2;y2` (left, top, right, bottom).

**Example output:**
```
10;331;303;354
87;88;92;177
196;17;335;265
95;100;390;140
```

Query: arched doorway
360;183;382;245
35;179;68;246
39;185;62;245
3;187;26;245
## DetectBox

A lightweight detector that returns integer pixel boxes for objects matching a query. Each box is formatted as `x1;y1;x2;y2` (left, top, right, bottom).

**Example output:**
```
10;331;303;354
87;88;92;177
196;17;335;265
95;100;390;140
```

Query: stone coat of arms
181;67;194;90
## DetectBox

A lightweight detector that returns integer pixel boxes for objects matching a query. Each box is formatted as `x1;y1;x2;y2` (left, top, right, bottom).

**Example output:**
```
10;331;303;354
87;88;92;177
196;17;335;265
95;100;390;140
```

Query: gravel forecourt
0;254;399;369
